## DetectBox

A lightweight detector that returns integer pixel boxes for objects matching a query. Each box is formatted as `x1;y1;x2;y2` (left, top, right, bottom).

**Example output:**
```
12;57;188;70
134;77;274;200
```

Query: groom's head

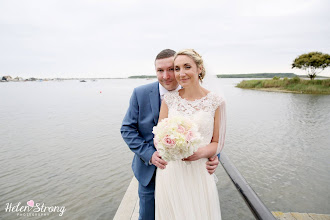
155;49;178;91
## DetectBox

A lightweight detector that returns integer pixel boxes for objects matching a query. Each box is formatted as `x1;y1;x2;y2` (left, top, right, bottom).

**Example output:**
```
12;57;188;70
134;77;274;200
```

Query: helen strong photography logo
5;200;66;217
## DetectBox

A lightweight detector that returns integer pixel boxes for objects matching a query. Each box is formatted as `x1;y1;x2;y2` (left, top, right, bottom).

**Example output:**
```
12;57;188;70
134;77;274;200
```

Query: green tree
292;52;330;80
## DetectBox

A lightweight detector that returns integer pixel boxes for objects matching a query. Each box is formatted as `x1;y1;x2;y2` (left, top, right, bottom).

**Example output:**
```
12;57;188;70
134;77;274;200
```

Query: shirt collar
159;83;180;97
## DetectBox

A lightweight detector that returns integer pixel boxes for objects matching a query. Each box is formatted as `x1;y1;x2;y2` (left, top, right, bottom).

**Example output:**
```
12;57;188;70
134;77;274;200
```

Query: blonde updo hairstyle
174;49;206;83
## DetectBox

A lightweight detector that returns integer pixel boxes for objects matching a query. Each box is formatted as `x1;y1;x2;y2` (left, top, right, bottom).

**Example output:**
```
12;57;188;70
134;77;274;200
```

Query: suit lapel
149;82;160;125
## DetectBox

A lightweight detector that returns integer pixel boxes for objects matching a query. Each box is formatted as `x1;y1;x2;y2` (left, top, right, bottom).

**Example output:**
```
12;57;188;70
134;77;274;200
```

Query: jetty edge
113;177;139;220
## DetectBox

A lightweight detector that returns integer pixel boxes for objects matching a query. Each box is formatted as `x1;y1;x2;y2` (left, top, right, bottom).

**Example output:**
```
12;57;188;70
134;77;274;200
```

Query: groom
120;49;220;220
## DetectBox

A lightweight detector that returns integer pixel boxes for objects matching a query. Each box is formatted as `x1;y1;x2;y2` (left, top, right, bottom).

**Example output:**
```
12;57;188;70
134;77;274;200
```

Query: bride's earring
198;73;202;80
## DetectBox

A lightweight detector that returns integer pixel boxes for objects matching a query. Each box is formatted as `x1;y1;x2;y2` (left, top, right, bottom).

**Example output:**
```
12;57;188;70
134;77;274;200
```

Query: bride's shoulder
207;91;225;106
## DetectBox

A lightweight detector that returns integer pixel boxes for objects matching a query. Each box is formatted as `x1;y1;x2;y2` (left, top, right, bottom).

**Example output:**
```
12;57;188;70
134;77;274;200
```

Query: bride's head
174;49;205;88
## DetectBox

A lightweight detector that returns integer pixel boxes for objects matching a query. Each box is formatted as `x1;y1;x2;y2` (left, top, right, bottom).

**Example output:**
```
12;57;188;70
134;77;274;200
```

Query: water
0;79;329;219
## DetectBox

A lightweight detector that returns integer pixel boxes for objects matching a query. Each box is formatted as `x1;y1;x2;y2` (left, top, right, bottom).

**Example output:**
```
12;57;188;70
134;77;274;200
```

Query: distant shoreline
129;73;330;79
1;73;329;82
0;77;127;82
218;73;298;78
237;77;330;95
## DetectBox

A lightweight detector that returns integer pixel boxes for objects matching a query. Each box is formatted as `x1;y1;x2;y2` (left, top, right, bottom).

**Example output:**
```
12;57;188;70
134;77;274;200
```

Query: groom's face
155;57;178;91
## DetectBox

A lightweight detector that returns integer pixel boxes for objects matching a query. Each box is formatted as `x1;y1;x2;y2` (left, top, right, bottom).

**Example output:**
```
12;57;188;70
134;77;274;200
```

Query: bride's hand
183;148;205;161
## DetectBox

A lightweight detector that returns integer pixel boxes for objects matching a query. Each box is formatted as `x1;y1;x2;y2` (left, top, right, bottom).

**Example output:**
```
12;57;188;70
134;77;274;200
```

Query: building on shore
13;77;24;81
1;76;12;81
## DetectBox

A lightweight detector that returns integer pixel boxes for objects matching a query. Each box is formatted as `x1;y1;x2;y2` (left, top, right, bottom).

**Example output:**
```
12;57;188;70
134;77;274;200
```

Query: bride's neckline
176;90;212;102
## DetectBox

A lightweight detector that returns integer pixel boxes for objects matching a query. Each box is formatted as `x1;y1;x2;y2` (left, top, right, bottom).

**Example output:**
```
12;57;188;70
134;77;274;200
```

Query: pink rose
186;131;194;142
162;135;176;148
177;125;186;134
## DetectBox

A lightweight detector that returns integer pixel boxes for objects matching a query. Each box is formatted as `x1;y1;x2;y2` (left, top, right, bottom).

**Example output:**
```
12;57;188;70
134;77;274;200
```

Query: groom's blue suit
121;81;160;220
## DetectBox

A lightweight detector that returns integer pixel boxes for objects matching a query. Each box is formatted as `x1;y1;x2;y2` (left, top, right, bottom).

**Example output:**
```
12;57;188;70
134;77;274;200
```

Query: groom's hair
155;49;176;61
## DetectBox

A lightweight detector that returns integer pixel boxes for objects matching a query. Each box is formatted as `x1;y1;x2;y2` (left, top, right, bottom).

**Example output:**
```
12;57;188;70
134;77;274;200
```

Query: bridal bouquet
152;116;202;162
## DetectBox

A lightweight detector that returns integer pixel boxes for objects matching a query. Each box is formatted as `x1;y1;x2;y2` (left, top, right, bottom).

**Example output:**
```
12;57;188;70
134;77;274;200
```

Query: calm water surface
0;79;329;220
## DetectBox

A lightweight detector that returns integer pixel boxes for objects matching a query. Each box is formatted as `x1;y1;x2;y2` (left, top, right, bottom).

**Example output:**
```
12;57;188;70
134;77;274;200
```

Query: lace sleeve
215;96;226;154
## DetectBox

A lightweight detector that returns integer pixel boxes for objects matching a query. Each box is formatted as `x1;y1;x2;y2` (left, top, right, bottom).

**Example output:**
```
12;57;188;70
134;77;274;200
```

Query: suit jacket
121;82;160;187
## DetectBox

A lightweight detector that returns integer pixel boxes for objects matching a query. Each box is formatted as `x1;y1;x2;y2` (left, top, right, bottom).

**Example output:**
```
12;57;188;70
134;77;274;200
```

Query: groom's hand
151;151;168;169
206;156;219;174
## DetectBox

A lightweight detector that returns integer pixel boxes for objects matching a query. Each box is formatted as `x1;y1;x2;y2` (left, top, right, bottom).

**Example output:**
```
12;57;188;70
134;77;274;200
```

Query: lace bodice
164;91;223;148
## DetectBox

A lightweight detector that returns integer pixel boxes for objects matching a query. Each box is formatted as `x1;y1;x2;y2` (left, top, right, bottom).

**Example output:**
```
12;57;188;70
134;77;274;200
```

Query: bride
155;49;226;220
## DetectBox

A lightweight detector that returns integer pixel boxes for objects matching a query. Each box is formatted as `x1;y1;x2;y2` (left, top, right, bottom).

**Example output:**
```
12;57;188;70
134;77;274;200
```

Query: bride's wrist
201;144;217;158
199;147;208;159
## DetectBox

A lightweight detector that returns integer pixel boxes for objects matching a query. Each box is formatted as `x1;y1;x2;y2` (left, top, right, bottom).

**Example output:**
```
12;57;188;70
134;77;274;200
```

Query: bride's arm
158;100;168;123
183;107;220;161
154;100;168;148
151;100;169;169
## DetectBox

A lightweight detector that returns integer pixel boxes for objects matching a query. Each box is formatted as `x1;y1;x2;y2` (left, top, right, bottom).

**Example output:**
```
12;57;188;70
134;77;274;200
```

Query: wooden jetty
114;177;330;220
113;177;139;220
272;212;330;220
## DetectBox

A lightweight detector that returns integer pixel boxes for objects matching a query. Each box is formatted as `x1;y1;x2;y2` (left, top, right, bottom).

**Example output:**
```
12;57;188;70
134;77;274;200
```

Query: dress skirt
155;158;221;220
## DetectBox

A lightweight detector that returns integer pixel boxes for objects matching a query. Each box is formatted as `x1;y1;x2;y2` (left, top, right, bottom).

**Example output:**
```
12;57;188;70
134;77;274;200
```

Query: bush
309;80;323;85
283;77;289;85
289;76;301;84
322;79;330;87
237;80;262;88
273;76;280;80
262;80;282;88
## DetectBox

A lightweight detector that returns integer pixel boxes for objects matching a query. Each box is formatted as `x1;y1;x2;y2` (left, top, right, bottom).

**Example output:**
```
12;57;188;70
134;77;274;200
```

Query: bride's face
174;55;201;88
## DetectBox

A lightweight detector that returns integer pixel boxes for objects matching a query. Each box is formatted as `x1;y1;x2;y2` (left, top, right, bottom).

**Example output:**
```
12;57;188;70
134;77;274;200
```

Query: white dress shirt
159;83;181;101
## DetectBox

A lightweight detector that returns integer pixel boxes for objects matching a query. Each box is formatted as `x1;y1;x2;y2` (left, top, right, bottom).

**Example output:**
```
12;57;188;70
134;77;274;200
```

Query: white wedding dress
155;90;226;220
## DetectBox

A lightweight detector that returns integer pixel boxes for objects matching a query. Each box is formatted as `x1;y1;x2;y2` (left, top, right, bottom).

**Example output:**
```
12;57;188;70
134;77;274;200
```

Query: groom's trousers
138;171;156;220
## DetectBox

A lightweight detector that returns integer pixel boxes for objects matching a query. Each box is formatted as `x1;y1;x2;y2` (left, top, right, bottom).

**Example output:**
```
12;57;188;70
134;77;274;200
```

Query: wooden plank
282;213;298;220
272;212;330;220
272;211;297;220
131;198;139;220
291;212;315;220
272;211;286;219
113;177;139;220
131;210;139;220
308;213;330;220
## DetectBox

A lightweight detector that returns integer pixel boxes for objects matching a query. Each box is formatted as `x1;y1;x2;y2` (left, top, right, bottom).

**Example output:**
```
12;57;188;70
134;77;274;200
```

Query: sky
0;0;329;78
